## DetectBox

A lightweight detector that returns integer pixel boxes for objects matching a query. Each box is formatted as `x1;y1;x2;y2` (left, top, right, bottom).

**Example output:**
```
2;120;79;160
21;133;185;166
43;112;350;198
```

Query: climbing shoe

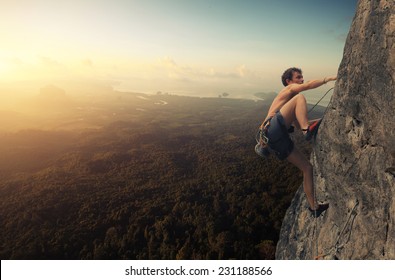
304;119;322;141
308;202;329;218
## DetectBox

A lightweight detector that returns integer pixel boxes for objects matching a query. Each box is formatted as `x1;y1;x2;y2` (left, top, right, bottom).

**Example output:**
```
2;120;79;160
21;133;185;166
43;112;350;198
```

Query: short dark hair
281;67;302;86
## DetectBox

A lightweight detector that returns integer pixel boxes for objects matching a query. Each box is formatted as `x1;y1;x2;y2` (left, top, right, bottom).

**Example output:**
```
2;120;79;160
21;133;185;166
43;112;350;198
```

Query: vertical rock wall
276;0;395;260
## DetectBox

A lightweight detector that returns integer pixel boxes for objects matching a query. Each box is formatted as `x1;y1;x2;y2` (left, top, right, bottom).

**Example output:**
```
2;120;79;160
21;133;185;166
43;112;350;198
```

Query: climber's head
281;67;304;86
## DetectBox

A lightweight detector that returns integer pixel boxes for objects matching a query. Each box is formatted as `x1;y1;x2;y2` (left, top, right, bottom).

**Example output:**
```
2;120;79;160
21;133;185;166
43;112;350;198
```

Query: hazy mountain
0;110;32;131
253;92;277;102
34;85;75;110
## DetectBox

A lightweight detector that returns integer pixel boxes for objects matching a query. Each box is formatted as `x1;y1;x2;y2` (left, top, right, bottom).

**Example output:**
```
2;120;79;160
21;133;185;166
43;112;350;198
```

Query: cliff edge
276;0;395;260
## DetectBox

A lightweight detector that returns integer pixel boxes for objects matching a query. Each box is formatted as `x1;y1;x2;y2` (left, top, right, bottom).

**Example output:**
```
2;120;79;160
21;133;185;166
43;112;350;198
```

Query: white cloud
237;64;248;77
81;58;93;67
39;56;64;68
160;56;177;68
156;56;252;82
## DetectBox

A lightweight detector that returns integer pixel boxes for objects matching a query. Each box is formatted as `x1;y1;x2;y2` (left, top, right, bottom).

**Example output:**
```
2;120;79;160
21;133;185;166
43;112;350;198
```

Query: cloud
7;57;23;65
157;56;251;82
322;18;350;43
238;64;252;78
160;56;177;68
207;69;239;79
82;58;93;67
39;56;63;68
336;33;348;42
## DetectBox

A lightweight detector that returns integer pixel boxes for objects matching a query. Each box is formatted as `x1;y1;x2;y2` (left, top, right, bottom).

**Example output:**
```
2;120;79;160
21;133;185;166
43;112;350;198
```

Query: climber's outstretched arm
289;76;337;94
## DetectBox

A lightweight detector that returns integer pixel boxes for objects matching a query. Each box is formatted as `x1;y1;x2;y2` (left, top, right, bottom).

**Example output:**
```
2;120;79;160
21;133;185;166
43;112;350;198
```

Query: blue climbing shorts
265;111;294;160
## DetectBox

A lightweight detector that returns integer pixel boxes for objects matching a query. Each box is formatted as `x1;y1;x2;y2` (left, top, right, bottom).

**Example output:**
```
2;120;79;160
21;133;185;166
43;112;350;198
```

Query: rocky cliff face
276;0;395;260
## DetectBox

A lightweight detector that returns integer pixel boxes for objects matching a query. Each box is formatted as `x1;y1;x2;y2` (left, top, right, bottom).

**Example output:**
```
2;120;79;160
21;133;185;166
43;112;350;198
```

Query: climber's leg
279;94;309;129
286;147;316;209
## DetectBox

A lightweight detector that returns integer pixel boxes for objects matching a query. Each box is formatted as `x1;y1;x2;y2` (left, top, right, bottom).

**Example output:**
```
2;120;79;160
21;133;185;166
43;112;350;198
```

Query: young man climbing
256;67;336;217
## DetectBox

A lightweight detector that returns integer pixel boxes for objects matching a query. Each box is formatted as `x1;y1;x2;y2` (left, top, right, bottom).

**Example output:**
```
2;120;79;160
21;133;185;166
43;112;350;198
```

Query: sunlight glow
0;0;357;98
0;61;8;75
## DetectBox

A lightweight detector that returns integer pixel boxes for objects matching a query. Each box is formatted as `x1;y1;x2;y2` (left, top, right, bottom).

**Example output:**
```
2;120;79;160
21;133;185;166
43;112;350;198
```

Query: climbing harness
255;121;271;158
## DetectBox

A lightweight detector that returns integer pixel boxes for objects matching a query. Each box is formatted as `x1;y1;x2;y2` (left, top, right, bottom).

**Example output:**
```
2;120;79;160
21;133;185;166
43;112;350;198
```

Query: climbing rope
308;87;334;115
314;199;359;259
313;180;319;259
306;87;335;259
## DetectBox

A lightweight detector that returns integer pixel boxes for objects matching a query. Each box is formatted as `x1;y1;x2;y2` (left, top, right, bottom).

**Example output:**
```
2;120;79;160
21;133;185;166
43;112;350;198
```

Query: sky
0;0;358;100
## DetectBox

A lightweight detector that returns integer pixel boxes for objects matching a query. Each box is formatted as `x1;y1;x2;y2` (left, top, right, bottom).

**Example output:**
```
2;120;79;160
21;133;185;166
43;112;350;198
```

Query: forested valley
0;91;322;259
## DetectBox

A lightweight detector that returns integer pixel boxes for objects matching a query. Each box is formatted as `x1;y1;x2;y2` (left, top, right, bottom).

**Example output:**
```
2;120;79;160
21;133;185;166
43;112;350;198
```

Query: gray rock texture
276;0;395;260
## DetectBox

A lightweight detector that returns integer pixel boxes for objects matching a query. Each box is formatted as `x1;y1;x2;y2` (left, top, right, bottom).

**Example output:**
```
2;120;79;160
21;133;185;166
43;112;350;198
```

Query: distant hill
35;85;74;109
0;111;31;131
253;92;277;102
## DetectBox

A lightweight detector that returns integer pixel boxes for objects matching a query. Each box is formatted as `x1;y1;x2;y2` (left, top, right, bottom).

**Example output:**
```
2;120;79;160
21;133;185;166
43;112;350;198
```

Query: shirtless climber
256;67;336;217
